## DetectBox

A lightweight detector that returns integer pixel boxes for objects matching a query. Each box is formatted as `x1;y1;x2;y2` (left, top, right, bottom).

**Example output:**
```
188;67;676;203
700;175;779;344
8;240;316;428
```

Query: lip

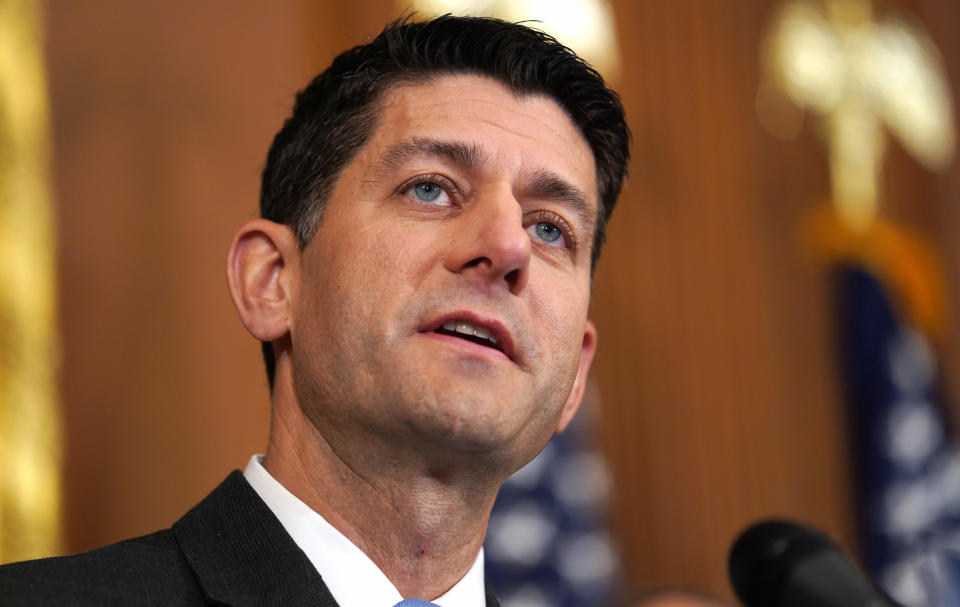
418;311;518;363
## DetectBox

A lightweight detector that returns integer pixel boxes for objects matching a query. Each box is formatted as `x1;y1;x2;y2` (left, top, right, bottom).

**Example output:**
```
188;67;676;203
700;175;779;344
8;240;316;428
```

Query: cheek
320;220;412;294
315;221;446;343
530;276;590;360
361;220;448;288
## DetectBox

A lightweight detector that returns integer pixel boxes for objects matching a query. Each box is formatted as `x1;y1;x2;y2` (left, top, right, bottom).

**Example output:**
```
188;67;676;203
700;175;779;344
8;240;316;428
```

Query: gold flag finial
761;0;955;231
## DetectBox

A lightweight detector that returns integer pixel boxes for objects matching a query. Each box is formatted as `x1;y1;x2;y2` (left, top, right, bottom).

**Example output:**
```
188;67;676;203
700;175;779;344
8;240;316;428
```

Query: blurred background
3;0;960;605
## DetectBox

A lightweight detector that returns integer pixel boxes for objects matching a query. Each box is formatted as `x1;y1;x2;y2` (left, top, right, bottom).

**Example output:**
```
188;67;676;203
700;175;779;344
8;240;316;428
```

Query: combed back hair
259;14;631;388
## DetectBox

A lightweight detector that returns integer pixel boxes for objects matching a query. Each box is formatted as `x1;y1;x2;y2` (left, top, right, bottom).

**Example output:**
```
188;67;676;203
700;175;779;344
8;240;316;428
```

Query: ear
555;319;598;433
226;219;299;342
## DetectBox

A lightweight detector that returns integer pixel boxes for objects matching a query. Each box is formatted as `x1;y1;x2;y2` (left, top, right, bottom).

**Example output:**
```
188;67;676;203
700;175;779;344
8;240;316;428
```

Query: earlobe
226;219;299;342
556;320;598;433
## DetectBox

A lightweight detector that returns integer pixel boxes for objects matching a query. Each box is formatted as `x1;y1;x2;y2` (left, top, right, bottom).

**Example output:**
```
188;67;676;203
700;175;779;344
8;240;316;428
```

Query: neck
264;380;500;600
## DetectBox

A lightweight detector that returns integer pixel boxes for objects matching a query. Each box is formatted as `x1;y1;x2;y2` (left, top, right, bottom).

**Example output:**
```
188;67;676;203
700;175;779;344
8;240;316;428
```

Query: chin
423;399;556;465
429;412;514;452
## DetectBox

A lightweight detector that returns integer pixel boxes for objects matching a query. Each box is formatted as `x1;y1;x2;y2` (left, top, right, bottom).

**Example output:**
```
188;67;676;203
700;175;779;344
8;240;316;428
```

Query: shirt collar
243;454;486;607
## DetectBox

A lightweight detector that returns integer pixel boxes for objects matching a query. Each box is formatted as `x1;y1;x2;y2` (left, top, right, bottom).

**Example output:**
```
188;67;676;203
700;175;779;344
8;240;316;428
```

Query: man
0;14;630;606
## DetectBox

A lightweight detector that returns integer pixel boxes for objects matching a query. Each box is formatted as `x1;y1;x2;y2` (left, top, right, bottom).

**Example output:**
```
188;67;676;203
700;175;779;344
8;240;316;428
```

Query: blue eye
525;219;570;249
413;182;443;202
399;175;457;207
534;222;562;243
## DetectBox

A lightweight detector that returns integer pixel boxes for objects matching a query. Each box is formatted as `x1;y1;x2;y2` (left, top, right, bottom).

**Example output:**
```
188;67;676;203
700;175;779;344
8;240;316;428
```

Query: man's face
288;74;598;473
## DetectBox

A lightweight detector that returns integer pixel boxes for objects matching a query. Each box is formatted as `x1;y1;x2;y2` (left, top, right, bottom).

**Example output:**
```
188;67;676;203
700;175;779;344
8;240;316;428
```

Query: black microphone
728;519;901;607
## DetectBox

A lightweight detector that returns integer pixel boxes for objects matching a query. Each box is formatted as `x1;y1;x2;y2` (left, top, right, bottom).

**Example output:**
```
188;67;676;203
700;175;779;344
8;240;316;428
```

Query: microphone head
728;520;832;606
728;519;894;607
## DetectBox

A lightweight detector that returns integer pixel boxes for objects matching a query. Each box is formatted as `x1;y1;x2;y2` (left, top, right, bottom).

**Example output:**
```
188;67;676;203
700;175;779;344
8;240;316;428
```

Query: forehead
361;74;598;201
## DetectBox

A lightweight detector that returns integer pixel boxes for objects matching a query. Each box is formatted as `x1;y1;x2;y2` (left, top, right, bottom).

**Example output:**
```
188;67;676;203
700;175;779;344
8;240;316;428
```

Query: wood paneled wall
592;0;960;597
45;0;960;601
46;0;309;554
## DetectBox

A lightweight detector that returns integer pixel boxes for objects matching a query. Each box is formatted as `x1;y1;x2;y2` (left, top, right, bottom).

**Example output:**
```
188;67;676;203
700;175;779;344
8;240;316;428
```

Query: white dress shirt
243;455;486;607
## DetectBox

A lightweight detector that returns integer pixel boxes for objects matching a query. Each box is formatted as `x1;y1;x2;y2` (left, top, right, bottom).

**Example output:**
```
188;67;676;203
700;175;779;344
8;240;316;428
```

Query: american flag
484;403;619;607
836;264;960;606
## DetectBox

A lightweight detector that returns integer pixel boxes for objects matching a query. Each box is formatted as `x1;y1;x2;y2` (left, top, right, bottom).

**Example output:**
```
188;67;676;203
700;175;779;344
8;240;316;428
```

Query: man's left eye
526;221;568;248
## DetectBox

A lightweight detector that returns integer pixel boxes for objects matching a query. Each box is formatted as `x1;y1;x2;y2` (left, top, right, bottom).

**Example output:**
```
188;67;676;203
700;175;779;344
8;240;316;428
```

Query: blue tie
392;600;440;607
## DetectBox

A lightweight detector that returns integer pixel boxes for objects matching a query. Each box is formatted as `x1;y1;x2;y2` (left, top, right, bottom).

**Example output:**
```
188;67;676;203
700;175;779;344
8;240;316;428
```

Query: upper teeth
443;319;499;345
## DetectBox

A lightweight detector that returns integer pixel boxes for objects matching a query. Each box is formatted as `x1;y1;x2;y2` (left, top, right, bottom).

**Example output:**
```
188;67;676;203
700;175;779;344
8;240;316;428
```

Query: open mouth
433;319;504;354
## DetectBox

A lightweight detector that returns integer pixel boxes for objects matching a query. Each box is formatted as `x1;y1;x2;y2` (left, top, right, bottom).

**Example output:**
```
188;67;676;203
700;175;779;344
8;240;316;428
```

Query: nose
443;186;531;294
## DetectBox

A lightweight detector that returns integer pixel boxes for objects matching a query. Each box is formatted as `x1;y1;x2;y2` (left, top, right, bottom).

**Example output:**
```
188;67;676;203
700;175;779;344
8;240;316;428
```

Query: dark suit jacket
0;471;500;606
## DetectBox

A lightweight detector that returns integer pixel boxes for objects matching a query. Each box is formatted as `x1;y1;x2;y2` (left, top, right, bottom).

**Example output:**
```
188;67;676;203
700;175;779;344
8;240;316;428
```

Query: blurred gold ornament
404;0;620;81
0;0;62;562
760;0;955;231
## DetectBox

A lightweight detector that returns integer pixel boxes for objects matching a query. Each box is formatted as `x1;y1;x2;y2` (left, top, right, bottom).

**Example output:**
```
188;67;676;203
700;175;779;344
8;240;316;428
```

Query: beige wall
45;0;960;600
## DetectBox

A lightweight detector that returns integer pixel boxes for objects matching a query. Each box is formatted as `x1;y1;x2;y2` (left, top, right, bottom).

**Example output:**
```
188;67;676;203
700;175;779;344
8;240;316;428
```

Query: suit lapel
172;471;339;607
172;470;502;607
484;578;501;607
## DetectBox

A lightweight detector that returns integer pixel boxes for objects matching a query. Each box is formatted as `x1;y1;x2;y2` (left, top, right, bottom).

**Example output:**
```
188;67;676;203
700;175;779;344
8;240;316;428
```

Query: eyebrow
527;169;595;231
376;137;489;174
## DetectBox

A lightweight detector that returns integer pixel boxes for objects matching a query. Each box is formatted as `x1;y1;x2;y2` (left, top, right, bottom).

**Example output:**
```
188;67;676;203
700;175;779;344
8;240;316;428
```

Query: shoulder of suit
0;529;204;606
